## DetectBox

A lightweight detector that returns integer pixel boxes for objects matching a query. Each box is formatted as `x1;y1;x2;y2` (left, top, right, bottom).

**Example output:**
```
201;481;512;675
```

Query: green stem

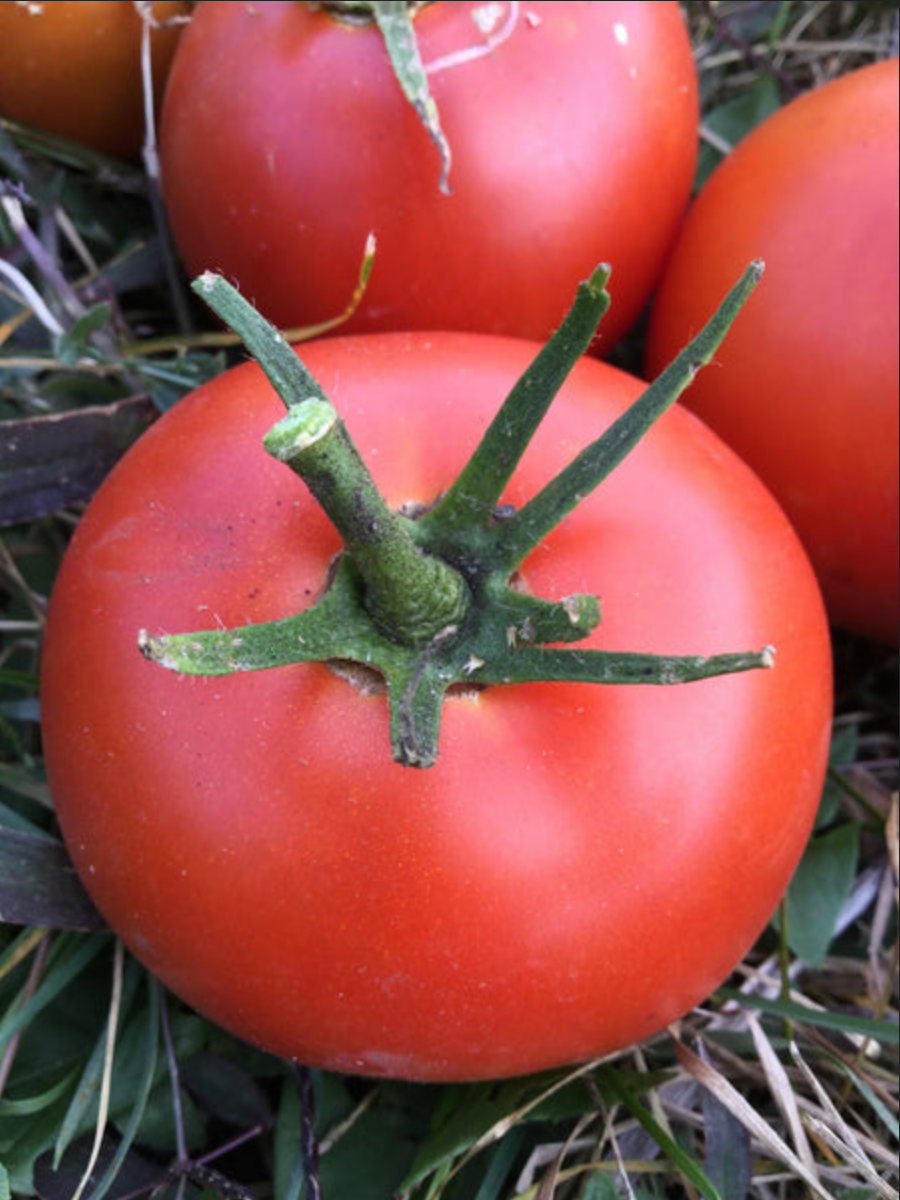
494;260;764;572
264;399;469;647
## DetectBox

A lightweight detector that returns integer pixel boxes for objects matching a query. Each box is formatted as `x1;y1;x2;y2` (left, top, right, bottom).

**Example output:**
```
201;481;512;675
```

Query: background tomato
159;0;698;351
646;58;899;646
40;331;832;1082
0;0;190;160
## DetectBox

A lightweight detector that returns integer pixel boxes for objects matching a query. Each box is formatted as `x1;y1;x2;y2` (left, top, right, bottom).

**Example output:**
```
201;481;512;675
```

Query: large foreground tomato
0;1;190;160
646;59;899;646
159;0;698;350
41;332;831;1082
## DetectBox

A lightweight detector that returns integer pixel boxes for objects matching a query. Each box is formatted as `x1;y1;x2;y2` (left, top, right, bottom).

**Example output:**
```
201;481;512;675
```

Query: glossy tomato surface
0;1;190;160
159;0;697;351
42;333;832;1082
646;60;899;646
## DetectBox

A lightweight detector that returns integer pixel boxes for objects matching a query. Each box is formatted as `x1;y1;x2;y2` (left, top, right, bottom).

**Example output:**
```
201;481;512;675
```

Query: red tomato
0;0;190;160
646;59;900;646
158;0;698;350
41;332;832;1082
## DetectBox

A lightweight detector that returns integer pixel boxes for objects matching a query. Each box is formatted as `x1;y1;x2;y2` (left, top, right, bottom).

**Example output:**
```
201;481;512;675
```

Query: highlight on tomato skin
646;57;900;648
39;308;834;1082
0;0;191;160
158;0;699;352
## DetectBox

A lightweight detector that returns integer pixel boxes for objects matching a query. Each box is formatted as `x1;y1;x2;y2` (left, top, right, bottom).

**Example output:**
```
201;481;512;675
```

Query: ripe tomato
41;331;832;1082
158;0;698;350
646;59;899;646
0;0;190;160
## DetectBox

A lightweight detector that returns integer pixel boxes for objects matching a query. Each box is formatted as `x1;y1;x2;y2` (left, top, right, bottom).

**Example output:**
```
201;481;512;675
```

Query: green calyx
312;1;451;193
139;262;771;768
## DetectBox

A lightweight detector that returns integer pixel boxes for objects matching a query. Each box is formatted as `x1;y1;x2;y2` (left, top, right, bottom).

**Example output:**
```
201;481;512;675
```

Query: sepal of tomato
42;273;832;1082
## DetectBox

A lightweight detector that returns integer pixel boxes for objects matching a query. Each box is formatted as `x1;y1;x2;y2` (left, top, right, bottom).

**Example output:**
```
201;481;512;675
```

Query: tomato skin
158;0;697;350
646;60;900;646
0;0;190;160
41;332;832;1082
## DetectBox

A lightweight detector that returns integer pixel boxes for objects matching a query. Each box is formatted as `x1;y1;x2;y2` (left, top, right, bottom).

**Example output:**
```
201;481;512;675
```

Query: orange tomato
0;0;191;159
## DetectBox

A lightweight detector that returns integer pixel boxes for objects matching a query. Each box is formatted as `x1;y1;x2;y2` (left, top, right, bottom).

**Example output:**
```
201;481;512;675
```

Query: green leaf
781;823;860;965
33;1134;163;1200
84;977;165;1200
274;1074;436;1200
599;1067;724;1200
400;1079;533;1191
0;825;105;931
52;1026;112;1165
817;723;860;827
0;1071;78;1119
54;955;143;1164
131;349;227;412
318;1080;435;1199
697;74;781;187
821;1050;900;1140
715;989;898;1045
702;1076;751;1199
180;1051;273;1130
273;1070;304;1200
580;1177;622;1200
0;396;159;525
0;933;109;1058
468;1126;528;1199
0;797;51;838
1;1095;81;1197
52;303;112;365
